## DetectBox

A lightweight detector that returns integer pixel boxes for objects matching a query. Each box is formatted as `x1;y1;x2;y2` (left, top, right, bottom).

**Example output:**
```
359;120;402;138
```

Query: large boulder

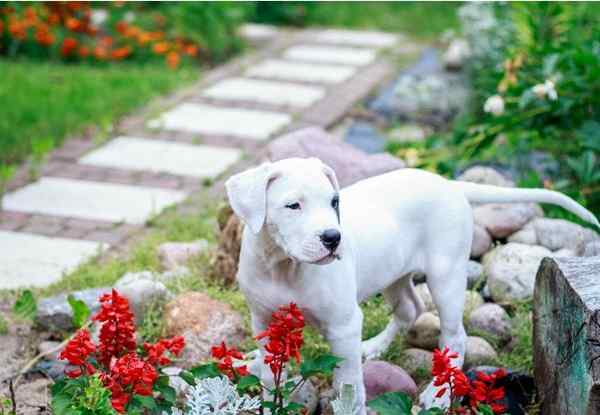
266;127;405;187
363;360;417;400
114;271;171;325
402;348;433;378
483;243;553;302
464;336;497;368
456;166;514;188
471;224;493;258
407;312;440;350
164;292;245;368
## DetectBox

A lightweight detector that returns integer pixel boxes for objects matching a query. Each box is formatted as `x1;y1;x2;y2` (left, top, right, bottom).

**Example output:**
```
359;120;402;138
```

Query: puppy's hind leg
362;276;425;360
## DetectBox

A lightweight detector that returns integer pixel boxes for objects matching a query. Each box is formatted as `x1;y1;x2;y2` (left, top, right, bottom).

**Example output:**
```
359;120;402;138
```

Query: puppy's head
225;157;342;264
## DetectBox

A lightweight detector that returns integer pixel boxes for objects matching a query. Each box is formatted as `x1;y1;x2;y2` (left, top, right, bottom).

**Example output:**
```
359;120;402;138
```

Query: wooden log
534;256;600;415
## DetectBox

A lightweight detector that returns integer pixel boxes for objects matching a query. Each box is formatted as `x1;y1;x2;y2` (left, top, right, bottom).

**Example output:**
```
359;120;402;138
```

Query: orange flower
152;41;169;55
111;45;131;60
61;37;78;56
184;44;198;57
94;45;108;60
8;20;26;40
48;13;60;25
166;51;180;69
35;27;54;46
79;45;90;57
148;31;164;41
99;36;113;47
137;32;152;46
66;17;81;32
116;21;128;35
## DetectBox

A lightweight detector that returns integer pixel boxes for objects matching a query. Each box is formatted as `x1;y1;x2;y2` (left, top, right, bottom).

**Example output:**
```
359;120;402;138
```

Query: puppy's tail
453;181;599;228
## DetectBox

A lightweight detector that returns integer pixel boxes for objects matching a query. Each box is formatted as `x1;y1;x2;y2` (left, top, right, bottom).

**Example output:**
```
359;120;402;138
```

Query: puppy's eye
331;195;339;210
286;202;301;210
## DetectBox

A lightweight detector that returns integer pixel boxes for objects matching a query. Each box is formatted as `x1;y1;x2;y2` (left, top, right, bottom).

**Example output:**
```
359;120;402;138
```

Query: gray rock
552;248;577;258
158;240;208;271
407;312;440;350
532;218;586;255
474;203;543;239
290;378;319;414
415;284;435;314
36;287;111;331
484;243;553;302
468;303;512;341
114;271;171;324
583;228;600;244
443;38;471;70
402;348;433;378
457;166;514;187
507;225;538;245
388;124;432;143
162;366;191;397
464;336;498;368
266;127;405;188
363;360;417;400
584;241;600;257
464;291;485;320
344;121;386;154
471;224;493;258
466;260;484;288
38;340;62;361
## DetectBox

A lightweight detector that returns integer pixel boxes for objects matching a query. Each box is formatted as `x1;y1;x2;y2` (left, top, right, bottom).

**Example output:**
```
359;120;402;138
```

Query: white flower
532;80;558;101
167;376;261;415
90;9;108;26
483;95;505;116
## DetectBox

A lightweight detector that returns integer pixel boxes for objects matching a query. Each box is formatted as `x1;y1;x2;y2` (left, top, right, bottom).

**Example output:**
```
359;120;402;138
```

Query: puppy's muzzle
320;229;341;252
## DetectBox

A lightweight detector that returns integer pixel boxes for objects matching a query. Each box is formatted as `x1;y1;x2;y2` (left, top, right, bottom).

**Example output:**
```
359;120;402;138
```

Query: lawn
0;60;198;167
253;1;461;40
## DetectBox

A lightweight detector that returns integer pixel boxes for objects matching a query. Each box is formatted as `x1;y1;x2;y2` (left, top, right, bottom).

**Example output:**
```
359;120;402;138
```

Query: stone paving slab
283;44;378;66
3;177;187;225
312;29;398;47
0;231;107;289
246;59;357;84
201;77;325;108
148;103;291;140
239;23;279;42
79;136;242;179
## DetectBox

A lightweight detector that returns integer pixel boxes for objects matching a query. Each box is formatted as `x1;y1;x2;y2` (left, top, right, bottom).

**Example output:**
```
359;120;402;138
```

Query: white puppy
225;157;598;413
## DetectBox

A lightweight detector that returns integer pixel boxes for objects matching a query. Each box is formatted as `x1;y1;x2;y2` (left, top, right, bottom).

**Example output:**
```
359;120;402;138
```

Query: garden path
0;25;405;289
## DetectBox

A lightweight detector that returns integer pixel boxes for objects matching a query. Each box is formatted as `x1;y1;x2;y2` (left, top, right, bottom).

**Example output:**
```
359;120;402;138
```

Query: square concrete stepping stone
282;44;377;66
3;177;187;225
0;231;107;289
239;23;279;41
313;29;398;48
148;103;291;140
80;137;241;179
246;59;357;84
202;77;325;108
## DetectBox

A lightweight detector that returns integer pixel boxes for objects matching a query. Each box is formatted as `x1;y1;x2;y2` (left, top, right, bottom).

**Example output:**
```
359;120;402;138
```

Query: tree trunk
534;256;600;415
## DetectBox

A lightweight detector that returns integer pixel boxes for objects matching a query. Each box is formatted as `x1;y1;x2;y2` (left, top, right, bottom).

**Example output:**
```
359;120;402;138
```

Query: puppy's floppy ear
320;161;340;192
225;162;278;234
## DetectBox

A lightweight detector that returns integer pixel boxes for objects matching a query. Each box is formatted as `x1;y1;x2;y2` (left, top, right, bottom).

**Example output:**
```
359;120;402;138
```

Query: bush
0;2;252;68
419;3;600;217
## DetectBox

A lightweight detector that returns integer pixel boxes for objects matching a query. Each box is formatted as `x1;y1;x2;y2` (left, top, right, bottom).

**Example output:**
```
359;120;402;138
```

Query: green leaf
578;121;600;152
477;404;496;415
300;354;344;378
178;370;196;385
51;380;73;415
189;362;221;379
285;401;305;414
67;295;90;329
367;391;413;415
237;374;261;393
155;376;177;405
129;394;158;412
13;290;37;320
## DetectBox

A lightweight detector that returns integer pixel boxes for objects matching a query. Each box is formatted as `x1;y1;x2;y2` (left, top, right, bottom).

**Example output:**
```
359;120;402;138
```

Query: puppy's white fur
226;157;598;413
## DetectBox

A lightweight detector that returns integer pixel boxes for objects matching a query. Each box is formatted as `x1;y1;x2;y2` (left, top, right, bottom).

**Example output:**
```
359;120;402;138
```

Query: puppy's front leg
325;307;367;415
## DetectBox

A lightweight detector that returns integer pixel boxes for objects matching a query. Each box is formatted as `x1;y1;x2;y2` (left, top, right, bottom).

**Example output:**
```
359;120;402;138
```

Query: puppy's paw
419;381;450;410
361;337;386;361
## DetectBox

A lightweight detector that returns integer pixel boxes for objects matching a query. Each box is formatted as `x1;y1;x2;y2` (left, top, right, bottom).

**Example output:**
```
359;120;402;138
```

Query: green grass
253;2;461;40
0;59;198;167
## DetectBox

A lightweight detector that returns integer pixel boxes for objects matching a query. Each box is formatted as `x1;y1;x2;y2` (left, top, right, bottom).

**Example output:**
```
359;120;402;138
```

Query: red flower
144;335;185;366
256;303;305;378
59;329;96;378
93;289;137;368
61;37;78;56
211;341;248;379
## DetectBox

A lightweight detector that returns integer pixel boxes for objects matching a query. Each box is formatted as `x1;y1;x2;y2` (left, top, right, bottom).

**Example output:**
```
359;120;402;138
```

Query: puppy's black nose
320;229;341;251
